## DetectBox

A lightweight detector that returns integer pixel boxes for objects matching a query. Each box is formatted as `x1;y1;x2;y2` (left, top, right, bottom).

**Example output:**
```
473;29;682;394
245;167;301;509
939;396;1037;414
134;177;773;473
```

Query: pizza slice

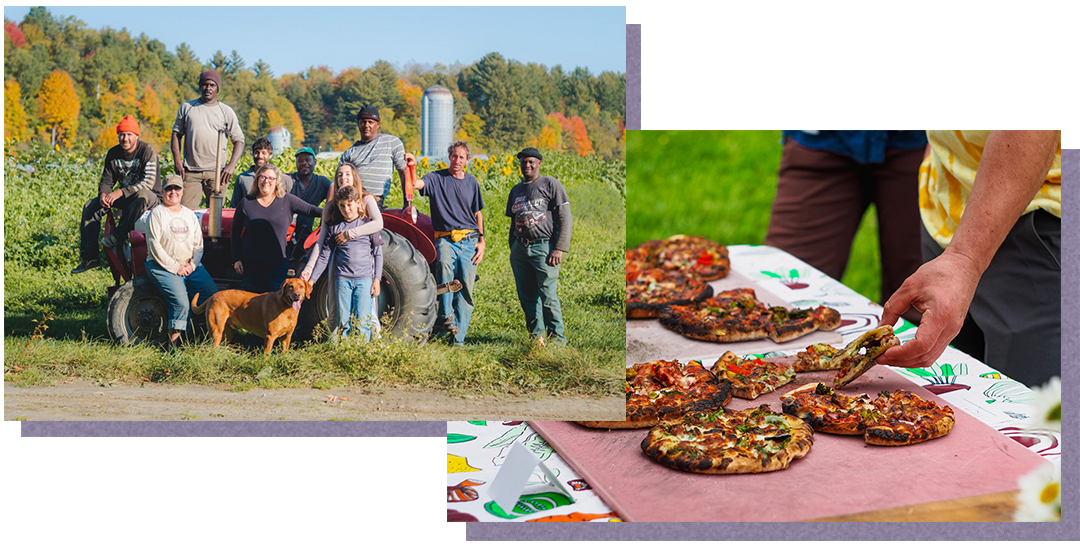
780;382;879;435
659;288;773;342
654;235;731;281
576;359;734;429
792;343;842;372
626;268;713;319
832;325;901;389
711;351;796;399
864;389;955;446
766;305;842;343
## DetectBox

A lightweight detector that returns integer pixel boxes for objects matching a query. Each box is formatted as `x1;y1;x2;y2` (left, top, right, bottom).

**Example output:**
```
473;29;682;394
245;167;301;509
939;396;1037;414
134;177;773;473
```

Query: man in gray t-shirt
338;105;408;208
505;147;572;346
171;69;245;208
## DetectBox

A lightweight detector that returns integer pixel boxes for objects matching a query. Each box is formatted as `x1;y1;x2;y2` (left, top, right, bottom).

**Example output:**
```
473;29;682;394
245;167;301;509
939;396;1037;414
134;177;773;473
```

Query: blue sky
3;5;626;76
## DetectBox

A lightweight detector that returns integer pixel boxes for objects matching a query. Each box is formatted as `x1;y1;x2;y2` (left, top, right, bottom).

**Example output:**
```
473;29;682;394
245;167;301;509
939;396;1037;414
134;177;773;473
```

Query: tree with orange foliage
36;70;80;148
533;113;564;151
563;115;593;157
5;80;30;143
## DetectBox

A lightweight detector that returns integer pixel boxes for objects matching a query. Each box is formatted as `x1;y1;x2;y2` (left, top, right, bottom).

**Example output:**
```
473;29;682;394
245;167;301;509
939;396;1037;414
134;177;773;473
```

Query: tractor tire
295;229;437;342
107;277;169;345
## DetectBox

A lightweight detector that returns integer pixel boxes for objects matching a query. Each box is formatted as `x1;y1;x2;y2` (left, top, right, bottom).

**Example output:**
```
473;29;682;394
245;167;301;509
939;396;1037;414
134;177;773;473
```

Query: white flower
1027;376;1061;432
1014;461;1061;522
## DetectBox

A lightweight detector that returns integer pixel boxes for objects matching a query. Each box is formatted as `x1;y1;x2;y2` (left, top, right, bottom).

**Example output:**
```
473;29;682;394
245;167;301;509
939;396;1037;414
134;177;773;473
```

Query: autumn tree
5;80;30;143
36;69;80;147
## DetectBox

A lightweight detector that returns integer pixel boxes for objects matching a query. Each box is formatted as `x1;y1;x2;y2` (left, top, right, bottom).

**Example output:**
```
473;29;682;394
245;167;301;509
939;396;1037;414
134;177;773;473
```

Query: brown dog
192;278;313;355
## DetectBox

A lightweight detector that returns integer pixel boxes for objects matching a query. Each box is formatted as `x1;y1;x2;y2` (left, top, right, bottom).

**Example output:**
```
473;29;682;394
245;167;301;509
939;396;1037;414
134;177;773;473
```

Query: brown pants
181;170;218;209
764;139;924;305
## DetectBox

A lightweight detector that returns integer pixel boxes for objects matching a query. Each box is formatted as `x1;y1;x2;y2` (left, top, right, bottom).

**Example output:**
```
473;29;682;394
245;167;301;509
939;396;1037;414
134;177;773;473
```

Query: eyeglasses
257;175;276;182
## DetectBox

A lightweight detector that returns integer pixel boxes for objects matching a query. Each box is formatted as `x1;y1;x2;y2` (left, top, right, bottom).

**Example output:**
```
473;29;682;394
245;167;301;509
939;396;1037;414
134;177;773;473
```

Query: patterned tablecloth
446;245;1061;522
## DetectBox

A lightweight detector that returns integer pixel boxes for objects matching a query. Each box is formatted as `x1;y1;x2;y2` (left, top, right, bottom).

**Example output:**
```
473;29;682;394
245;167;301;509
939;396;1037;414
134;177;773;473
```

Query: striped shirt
919;130;1061;247
98;140;161;198
338;134;407;198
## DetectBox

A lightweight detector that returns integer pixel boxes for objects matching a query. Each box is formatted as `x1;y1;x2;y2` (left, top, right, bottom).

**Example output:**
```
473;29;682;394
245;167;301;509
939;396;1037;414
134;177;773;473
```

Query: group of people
74;69;574;348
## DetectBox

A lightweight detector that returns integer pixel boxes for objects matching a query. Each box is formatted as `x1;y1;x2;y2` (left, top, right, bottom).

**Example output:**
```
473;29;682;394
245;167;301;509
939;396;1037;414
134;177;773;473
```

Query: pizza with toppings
831;326;901;388
651;235;731;281
659;288;841;344
712;351;796;399
640;405;814;474
780;383;955;445
626;268;713;319
577;359;733;429
792;343;842;372
780;383;878;435
864;389;955;446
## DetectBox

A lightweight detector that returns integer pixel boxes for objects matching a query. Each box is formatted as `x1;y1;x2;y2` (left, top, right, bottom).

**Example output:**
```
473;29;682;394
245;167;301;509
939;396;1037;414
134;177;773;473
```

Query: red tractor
104;162;442;345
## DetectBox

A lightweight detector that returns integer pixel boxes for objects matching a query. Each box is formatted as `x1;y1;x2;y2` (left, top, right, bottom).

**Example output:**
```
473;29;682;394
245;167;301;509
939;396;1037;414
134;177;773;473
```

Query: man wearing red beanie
170;69;245;208
72;115;163;274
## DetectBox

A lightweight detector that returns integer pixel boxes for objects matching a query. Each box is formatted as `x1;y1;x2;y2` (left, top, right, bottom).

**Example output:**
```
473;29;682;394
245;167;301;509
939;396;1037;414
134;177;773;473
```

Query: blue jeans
145;259;218;331
334;277;374;341
435;235;477;344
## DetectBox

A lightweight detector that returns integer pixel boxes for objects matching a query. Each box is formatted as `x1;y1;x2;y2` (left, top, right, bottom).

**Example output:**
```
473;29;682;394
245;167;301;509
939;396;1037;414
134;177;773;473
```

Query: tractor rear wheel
107;277;169;345
296;229;437;341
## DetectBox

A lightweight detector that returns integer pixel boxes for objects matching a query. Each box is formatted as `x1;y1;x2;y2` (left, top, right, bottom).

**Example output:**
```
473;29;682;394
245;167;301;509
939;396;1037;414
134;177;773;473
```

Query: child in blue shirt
306;185;383;341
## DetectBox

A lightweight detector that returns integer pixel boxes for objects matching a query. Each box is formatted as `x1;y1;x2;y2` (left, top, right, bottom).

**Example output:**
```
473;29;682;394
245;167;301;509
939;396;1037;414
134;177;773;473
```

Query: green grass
4;145;625;396
626;130;882;302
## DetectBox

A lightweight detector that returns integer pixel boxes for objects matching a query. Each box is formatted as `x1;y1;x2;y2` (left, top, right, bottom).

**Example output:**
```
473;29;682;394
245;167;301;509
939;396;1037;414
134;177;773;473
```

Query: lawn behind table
626;130;883;303
4;144;625;398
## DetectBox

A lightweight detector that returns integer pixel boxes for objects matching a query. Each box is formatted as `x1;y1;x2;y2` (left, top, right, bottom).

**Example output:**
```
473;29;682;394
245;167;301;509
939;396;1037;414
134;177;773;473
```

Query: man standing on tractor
72;115;162;274
412;140;486;344
289;146;332;260
338;105;409;208
505;147;573;346
231;136;292;207
171;69;245;209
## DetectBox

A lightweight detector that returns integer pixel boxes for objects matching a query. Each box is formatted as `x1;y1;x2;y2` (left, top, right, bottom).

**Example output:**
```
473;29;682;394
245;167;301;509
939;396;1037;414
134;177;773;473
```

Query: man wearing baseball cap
72;115;162;274
288;146;331;260
504;147;573;346
338;105;409;208
170;69;245;209
230;136;293;207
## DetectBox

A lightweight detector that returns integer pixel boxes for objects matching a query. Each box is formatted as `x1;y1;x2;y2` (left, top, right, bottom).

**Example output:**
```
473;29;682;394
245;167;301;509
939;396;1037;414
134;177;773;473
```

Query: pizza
711;351;796;399
659;288;841;344
640;405;814;474
780;383;878;435
780;383;955;445
831;326;901;389
576;359;733;429
626;268;714;319
651;235;731;281
792;343;842;372
864;389;955;446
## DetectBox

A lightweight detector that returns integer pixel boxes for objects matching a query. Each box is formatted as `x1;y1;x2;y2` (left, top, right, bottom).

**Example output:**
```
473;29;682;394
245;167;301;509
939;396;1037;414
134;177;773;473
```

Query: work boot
435;316;458;335
71;259;102;274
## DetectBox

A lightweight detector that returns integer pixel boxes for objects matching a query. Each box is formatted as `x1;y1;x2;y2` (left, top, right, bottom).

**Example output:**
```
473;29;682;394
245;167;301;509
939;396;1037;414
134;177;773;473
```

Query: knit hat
116;115;140;136
357;105;380;122
199;69;221;89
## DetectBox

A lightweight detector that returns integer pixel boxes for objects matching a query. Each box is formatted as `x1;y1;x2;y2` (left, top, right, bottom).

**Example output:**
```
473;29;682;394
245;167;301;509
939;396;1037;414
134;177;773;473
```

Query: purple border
22;421;445;437
626;24;640;130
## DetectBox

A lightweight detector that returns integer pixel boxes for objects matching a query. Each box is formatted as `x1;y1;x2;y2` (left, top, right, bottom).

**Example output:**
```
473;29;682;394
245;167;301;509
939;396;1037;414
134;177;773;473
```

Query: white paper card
489;442;574;515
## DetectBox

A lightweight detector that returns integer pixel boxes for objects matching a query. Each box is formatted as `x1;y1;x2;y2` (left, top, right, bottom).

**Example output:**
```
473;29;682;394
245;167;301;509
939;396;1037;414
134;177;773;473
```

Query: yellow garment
919;130;1060;248
434;229;474;242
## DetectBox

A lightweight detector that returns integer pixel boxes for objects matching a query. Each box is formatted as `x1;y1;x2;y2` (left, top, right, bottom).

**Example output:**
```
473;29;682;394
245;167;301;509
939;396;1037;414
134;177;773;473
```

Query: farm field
4;144;626;421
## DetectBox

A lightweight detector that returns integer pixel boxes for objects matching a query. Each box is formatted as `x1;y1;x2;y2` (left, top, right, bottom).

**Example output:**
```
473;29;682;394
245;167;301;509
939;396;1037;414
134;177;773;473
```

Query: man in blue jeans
413;141;485;344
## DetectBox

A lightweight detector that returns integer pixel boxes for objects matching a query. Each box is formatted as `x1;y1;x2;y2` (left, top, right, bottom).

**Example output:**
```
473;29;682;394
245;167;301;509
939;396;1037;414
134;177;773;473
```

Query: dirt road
4;380;624;421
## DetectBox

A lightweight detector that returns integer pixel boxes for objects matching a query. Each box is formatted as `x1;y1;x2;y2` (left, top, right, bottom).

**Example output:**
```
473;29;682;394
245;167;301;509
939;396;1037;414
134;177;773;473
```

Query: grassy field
626;130;884;302
4;144;625;397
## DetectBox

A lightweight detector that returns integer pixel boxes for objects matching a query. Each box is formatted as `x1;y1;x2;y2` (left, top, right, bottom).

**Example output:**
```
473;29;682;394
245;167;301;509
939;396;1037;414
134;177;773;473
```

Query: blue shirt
783;131;927;165
418;169;484;232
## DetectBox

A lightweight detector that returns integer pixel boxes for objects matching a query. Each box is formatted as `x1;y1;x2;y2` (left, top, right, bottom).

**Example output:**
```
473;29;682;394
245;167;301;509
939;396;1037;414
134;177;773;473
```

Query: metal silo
421;85;454;158
268;126;292;155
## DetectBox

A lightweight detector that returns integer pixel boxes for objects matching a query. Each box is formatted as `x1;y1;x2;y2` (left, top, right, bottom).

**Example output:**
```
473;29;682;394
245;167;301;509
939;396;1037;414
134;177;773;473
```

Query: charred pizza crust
626;268;714;319
659;288;841;344
576;359;733;429
780;383;878;435
640;405;814;474
864;389;955;446
712;351;796;399
832;326;901;389
652;235;731;281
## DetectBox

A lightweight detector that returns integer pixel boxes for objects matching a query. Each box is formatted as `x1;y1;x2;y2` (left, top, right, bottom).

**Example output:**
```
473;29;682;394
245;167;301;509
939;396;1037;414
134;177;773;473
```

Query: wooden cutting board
626;270;844;367
530;365;1049;522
